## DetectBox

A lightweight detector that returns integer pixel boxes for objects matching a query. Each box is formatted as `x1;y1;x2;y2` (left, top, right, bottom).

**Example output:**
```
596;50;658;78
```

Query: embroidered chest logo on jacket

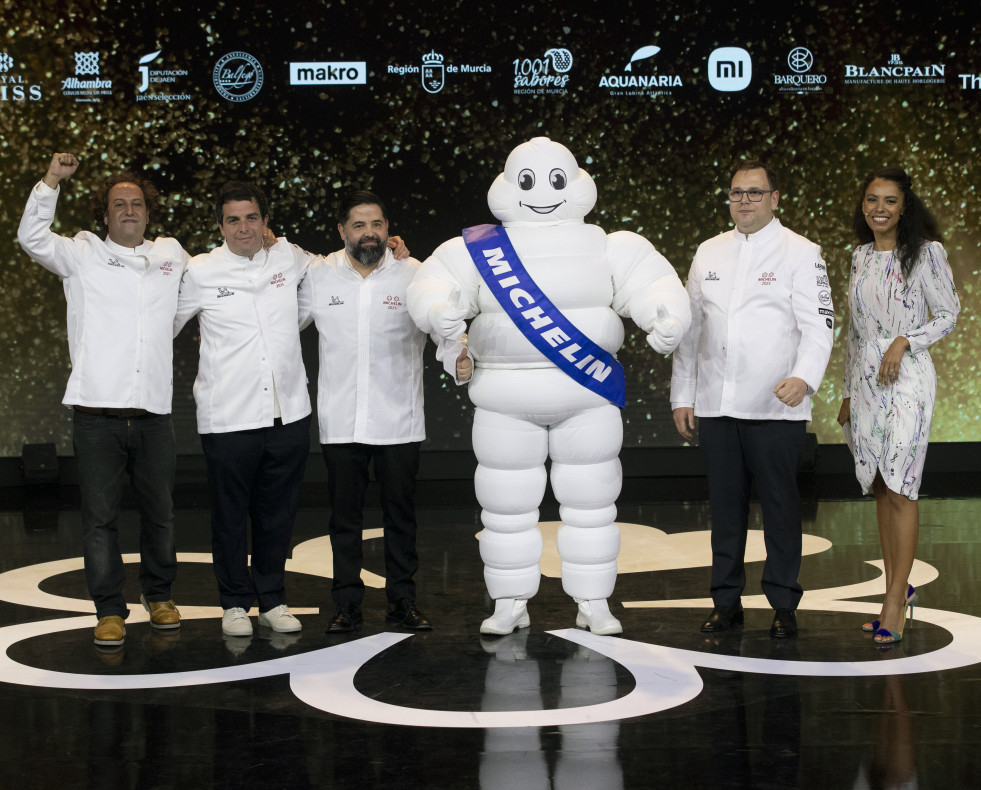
106;257;124;268
757;271;777;286
160;261;175;276
705;271;720;281
383;294;403;310
217;286;235;298
816;275;829;287
270;272;285;289
329;295;344;306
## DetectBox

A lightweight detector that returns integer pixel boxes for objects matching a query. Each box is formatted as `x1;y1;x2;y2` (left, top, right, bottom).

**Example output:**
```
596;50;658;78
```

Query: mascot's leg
473;407;547;635
549;404;623;635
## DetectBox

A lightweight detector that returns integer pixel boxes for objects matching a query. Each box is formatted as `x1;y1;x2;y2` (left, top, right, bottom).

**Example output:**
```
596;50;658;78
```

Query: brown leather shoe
141;595;181;629
94;615;126;645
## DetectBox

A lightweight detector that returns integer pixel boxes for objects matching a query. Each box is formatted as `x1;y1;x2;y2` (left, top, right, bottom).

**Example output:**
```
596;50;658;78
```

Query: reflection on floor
2;491;981;789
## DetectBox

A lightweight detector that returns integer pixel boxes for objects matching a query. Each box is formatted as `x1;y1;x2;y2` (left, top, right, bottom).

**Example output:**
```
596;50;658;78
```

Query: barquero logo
213;51;263;102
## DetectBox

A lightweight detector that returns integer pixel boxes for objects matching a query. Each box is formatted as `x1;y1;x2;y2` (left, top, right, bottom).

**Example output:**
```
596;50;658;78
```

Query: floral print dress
843;241;959;499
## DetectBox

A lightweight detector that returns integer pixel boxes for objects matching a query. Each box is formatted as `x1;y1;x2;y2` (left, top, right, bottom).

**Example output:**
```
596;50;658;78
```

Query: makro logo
708;47;751;92
290;62;366;86
213;51;263;102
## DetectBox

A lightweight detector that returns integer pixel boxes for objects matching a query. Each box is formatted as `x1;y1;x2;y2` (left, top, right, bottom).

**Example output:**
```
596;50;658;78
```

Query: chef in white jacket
670;160;834;639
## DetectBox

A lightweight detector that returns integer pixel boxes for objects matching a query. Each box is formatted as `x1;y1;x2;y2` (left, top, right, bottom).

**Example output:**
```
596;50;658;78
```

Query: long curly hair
851;167;943;280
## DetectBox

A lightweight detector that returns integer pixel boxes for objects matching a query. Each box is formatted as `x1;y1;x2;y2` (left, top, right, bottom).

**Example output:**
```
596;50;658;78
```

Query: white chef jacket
175;238;312;434
17;180;188;414
670;218;834;421
298;248;437;445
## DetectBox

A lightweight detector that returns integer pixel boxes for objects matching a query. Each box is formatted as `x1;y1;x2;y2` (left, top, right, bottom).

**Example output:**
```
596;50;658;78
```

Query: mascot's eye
518;169;535;191
549;168;567;190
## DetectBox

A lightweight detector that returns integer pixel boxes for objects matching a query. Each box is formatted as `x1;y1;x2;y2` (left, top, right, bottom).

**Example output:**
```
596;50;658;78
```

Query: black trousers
201;416;310;612
699;417;806;611
323;442;421;606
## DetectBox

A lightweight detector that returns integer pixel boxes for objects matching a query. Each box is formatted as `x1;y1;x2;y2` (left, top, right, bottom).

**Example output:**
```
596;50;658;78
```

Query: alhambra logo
61;51;112;103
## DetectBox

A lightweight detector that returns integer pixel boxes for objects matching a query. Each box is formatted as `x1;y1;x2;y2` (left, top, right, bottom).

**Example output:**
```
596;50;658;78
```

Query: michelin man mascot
408;137;690;635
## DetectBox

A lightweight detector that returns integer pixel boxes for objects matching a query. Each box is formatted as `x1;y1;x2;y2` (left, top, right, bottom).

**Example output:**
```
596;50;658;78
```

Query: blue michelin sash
462;224;626;409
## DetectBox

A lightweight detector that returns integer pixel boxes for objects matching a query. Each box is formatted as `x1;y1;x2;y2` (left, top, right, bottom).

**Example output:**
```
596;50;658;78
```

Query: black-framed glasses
727;188;773;202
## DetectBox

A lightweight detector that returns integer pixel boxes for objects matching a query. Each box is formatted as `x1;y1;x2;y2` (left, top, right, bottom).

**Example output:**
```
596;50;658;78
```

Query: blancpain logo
773;47;827;93
600;45;682;97
387;50;491;94
845;53;945;84
513;47;573;95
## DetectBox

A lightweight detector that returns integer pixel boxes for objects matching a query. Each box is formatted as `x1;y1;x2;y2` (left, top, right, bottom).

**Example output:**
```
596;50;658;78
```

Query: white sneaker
575;598;623;635
258;604;302;633
222;607;253;637
480;598;531;635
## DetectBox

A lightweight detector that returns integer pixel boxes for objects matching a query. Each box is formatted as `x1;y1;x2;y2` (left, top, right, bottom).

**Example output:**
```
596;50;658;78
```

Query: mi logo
708;47;752;92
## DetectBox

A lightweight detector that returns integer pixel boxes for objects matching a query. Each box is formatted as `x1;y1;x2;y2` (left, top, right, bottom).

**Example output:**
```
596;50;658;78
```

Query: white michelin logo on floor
0;528;978;727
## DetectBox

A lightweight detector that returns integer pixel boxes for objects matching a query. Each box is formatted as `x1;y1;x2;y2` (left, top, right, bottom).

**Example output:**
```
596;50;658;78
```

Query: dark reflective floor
2;486;981;789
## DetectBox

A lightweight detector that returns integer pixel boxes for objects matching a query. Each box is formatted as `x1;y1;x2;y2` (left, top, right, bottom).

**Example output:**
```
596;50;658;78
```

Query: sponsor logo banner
213;51;264;102
513;47;574;95
61;51;112;102
137;50;190;102
290;62;366;86
387;50;491;94
0;51;42;102
600;45;683;98
844;53;945;85
708;47;752;92
772;47;827;93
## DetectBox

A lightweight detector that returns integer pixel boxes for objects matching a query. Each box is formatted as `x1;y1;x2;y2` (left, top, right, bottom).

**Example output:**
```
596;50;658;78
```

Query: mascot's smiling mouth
520;200;565;214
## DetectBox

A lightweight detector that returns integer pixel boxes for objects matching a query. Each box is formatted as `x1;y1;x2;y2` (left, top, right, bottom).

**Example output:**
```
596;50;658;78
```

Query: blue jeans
73;410;177;619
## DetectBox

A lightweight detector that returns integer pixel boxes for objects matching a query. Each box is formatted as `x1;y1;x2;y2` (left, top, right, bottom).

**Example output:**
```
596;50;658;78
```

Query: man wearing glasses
669;160;833;638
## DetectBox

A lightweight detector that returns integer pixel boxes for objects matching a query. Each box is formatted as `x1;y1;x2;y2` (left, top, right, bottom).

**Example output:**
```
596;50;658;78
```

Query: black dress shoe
386;599;433;631
770;608;798;638
327;602;363;633
700;604;744;633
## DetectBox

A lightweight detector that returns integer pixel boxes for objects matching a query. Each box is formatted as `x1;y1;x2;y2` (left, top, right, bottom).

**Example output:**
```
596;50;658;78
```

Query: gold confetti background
1;0;977;455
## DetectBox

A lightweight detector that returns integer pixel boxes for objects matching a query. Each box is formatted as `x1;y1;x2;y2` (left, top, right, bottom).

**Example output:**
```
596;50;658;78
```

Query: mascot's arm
407;237;480;342
607;231;691;354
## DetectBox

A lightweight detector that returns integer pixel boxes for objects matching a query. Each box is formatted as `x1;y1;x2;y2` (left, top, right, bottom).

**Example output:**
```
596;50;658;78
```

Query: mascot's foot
575;599;623;636
480;598;531;635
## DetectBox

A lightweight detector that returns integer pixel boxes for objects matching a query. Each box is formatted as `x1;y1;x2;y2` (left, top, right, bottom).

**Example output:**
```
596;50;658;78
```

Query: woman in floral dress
837;167;959;645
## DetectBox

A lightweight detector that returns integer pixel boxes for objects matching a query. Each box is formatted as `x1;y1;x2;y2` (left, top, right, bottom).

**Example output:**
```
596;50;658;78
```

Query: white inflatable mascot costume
408;137;690;635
